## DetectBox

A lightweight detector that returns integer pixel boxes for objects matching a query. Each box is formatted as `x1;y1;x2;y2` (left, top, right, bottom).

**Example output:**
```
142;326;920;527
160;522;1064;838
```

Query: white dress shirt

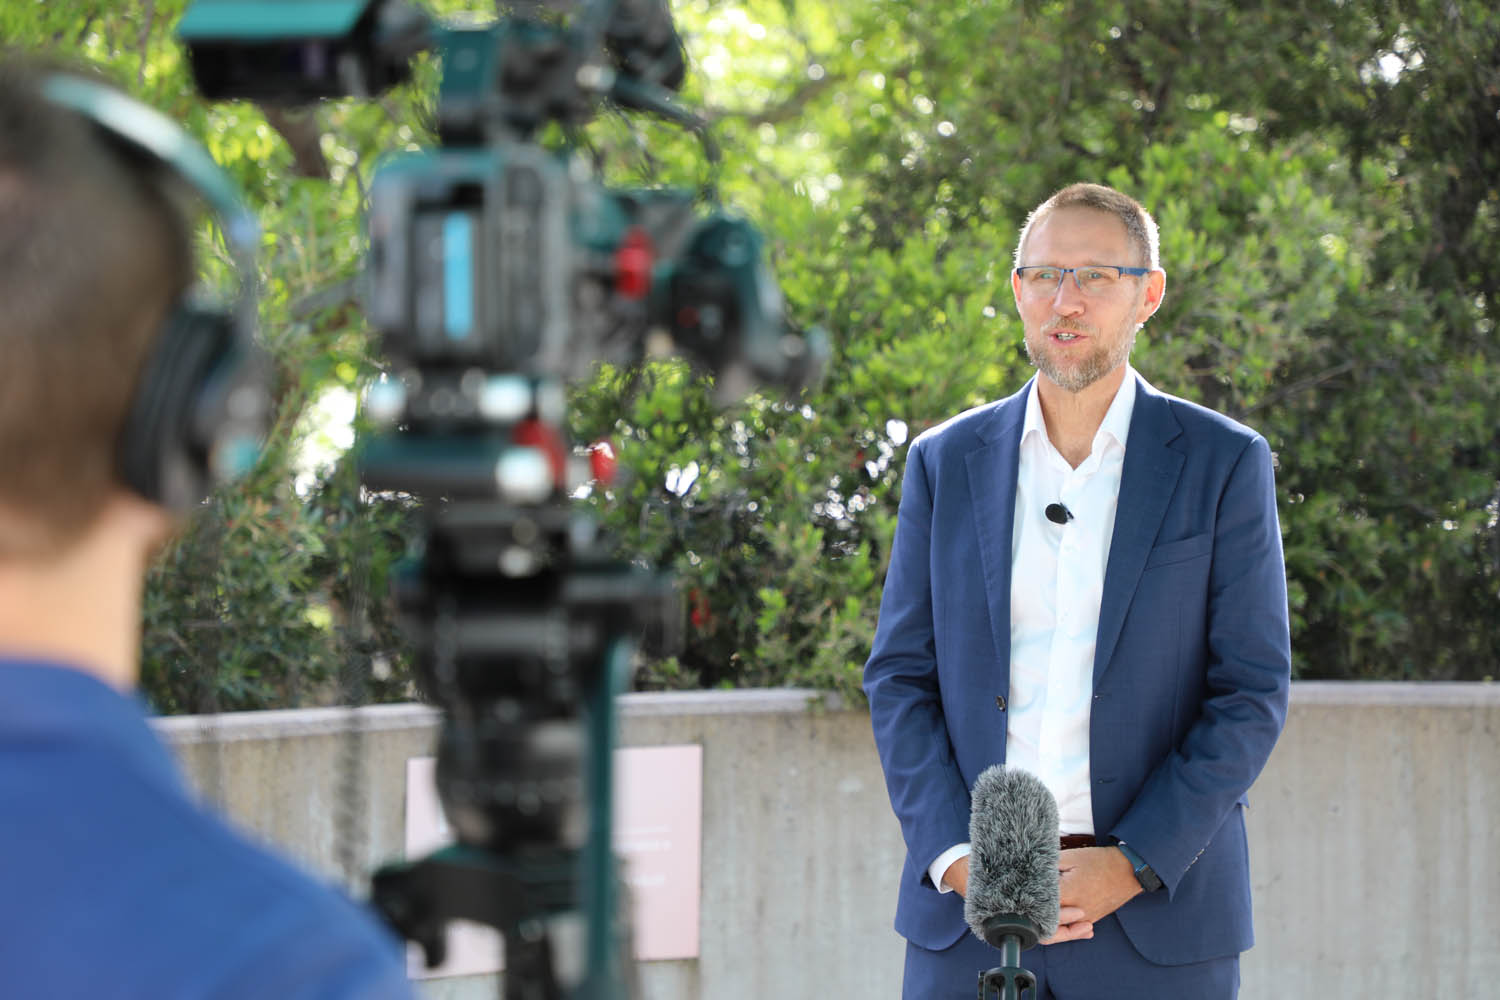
929;371;1137;892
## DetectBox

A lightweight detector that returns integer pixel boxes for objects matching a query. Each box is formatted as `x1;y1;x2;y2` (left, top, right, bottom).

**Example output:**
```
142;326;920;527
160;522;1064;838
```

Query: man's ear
103;489;178;564
1139;269;1167;322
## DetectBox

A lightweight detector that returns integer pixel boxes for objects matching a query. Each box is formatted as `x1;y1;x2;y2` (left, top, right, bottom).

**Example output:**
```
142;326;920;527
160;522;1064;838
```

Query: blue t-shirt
0;660;418;999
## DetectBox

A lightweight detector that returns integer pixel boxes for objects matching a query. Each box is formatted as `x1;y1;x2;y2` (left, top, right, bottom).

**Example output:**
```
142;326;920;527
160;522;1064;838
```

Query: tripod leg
503;930;561;1000
978;965;1037;1000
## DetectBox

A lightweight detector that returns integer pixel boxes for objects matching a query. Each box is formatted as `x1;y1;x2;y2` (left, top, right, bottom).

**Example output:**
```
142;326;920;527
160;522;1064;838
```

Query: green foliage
11;0;1497;710
140;458;415;713
582;0;1500;690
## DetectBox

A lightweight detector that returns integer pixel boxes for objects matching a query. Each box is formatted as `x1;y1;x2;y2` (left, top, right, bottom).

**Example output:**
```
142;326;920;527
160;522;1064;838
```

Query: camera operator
0;58;417;999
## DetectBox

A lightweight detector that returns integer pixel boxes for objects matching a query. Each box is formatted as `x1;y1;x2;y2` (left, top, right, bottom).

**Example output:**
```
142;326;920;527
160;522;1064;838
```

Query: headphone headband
37;71;270;512
40;74;259;253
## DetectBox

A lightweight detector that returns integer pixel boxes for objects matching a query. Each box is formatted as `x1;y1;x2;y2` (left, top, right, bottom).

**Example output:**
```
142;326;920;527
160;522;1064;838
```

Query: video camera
178;1;826;997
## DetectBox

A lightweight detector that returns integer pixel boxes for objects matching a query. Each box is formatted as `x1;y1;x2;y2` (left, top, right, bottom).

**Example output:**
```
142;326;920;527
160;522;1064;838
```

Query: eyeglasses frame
1013;264;1153;296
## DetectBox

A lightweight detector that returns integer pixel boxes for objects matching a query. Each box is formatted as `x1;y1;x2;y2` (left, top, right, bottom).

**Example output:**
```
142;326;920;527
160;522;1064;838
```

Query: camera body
181;2;820;408
363;141;805;409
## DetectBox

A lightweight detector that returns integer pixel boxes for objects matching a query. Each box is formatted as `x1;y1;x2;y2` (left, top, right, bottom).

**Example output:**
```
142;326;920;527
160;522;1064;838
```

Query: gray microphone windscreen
963;765;1060;943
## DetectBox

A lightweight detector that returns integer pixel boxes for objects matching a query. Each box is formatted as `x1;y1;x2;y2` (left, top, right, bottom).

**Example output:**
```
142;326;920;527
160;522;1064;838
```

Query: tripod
367;491;670;1000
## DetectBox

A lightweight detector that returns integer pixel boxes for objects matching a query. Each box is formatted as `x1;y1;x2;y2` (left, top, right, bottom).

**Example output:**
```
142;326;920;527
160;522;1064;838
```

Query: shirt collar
1022;366;1139;454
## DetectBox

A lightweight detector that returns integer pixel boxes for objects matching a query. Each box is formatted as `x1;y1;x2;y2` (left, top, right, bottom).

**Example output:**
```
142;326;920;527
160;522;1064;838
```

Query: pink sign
614;744;703;961
403;744;703;978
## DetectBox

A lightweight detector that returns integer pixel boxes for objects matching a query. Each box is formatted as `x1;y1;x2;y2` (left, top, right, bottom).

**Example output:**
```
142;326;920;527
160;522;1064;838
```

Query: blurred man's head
0;59;191;560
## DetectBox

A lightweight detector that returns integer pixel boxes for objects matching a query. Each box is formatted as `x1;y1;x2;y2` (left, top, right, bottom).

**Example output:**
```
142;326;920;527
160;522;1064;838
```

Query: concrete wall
1244;684;1500;997
155;682;1500;999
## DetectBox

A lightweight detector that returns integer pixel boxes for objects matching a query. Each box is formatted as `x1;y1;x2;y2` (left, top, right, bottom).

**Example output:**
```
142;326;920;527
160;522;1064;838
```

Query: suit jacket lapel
965;381;1030;681
1093;376;1184;686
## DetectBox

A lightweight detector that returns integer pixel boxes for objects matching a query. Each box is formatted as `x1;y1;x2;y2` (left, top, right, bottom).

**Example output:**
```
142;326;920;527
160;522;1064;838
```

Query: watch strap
1115;840;1164;893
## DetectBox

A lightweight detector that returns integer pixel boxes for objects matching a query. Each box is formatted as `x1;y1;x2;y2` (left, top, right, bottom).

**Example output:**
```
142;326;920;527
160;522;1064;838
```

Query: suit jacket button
995;695;1007;711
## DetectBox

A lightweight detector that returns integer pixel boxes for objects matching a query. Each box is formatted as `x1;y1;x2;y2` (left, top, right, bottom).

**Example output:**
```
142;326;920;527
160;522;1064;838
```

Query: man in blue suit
864;183;1291;998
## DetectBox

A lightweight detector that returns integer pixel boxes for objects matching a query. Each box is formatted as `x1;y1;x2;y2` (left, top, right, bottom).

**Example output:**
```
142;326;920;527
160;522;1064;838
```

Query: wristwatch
1115;840;1163;893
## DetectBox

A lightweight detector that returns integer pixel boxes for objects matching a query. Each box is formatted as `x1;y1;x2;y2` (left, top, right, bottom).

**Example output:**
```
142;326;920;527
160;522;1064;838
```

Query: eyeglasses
1013;265;1152;297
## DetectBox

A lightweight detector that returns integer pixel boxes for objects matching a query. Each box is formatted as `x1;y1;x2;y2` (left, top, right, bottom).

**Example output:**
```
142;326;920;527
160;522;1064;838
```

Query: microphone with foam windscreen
964;765;1060;1000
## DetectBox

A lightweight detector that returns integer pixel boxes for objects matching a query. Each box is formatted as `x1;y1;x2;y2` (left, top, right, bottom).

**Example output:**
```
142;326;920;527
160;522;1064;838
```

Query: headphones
39;73;270;513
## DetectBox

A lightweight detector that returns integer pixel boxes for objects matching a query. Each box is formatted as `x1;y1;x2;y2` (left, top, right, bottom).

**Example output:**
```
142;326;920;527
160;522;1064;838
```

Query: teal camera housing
178;0;411;100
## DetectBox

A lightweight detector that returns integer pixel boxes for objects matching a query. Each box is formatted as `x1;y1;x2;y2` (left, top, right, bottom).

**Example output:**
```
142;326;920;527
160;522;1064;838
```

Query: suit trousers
901;914;1239;1000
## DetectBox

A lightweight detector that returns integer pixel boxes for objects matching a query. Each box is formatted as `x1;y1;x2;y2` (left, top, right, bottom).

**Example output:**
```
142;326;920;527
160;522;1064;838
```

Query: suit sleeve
1109;433;1292;895
863;437;974;883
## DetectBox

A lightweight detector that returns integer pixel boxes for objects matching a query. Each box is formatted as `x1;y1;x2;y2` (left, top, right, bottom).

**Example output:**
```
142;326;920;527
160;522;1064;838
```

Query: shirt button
995;695;1007;712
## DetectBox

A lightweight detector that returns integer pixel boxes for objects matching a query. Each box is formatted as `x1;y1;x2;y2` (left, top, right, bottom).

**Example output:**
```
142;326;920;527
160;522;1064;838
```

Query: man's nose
1051;274;1087;314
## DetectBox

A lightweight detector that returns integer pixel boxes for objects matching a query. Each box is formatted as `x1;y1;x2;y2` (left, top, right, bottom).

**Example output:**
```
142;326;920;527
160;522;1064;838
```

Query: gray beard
1024;325;1137;393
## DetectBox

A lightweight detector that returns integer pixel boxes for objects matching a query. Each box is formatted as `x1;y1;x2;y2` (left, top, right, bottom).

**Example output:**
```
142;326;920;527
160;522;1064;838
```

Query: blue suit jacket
864;373;1291;966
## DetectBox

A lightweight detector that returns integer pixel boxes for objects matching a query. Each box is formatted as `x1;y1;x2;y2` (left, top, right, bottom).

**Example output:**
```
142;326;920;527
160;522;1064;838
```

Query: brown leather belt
1059;834;1098;851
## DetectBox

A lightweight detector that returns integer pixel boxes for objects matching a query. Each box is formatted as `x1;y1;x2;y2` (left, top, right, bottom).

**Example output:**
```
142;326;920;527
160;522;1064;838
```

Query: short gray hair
1014;182;1160;270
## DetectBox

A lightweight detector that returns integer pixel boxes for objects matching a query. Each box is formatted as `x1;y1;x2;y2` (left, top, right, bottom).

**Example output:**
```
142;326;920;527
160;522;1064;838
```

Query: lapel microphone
1045;502;1073;525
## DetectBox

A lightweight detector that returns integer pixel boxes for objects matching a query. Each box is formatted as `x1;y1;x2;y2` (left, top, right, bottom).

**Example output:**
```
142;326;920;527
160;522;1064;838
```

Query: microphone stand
976;914;1039;1000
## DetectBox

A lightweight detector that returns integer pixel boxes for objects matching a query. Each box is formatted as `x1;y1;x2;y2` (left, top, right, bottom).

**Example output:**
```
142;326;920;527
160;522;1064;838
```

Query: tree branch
259;105;331;180
702;71;841;128
1240;359;1360;417
70;15;97;49
136;0;156;90
290;277;359;321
